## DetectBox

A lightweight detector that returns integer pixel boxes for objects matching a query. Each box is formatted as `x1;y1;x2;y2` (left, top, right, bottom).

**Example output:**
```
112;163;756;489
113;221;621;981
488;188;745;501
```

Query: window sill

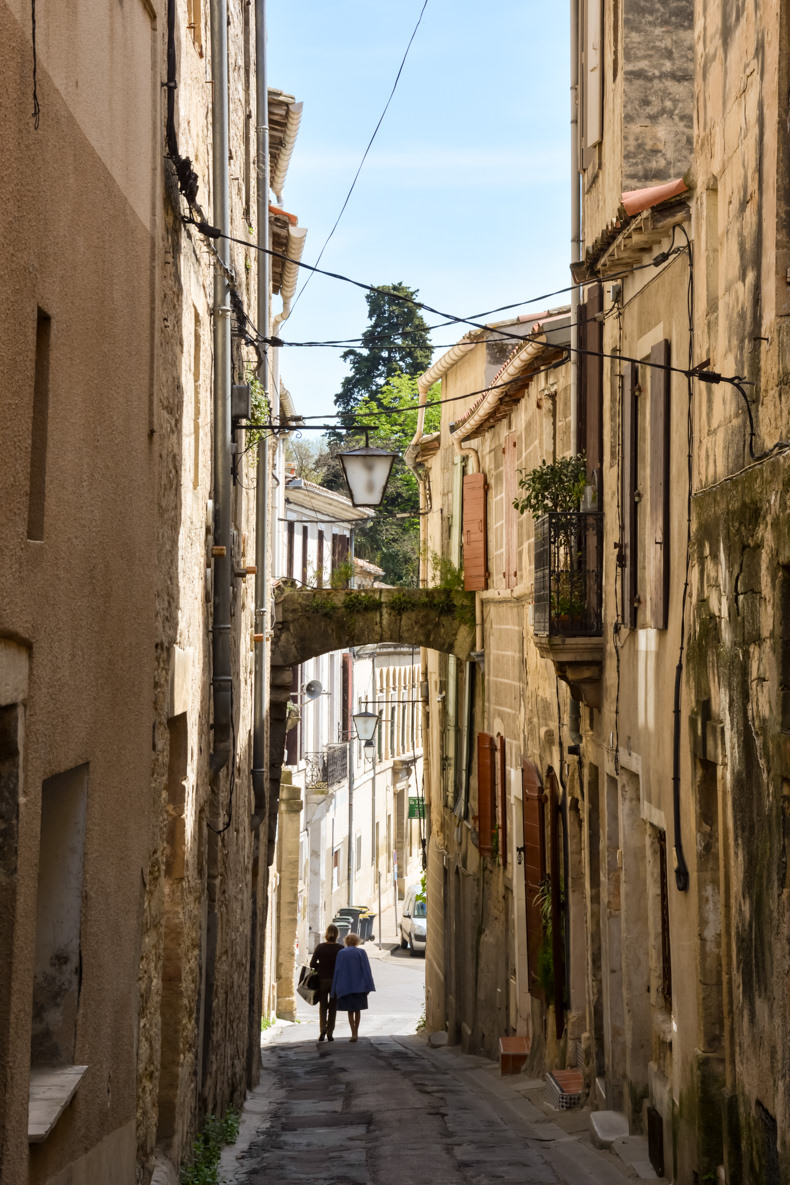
28;1065;89;1143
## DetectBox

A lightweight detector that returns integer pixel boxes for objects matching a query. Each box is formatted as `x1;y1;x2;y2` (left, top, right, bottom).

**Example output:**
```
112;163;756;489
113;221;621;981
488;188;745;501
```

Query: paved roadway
220;944;645;1185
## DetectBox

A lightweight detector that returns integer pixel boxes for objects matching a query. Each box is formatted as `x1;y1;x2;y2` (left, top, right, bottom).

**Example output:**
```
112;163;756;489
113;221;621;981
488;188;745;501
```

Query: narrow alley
221;945;650;1185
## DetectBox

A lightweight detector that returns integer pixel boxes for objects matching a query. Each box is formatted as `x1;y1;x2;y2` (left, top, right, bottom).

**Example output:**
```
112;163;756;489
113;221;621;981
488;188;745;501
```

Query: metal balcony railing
534;511;603;637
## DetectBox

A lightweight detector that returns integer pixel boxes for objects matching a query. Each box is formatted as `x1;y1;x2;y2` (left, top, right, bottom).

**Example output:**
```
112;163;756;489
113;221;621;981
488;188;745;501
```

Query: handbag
296;964;319;1006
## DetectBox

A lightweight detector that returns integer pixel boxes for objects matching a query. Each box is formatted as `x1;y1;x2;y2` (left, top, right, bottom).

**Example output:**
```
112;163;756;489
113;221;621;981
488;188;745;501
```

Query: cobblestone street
220;948;651;1185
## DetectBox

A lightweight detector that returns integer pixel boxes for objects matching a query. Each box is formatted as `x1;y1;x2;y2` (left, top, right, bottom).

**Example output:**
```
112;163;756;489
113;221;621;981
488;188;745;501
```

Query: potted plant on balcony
514;454;588;633
513;452;587;519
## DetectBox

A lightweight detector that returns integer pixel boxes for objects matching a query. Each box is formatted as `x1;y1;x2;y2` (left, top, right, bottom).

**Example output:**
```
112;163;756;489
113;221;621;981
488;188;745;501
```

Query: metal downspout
251;0;270;824
209;0;232;782
570;0;581;453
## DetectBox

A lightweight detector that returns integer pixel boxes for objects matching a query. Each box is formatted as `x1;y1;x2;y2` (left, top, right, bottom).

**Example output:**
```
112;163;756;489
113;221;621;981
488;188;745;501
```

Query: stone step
590;1109;629;1148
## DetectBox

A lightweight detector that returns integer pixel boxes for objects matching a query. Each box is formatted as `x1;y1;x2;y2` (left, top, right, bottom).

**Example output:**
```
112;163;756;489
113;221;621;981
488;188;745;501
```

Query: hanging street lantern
351;709;380;743
337;433;398;507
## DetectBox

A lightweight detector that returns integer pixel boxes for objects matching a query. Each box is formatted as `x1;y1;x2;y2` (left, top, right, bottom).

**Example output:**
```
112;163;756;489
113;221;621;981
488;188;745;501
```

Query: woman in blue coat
331;932;375;1041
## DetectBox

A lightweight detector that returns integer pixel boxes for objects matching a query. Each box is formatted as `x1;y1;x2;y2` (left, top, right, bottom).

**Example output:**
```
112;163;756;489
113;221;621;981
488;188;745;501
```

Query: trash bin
332;917;350;940
337;907;363;934
359;912;375;942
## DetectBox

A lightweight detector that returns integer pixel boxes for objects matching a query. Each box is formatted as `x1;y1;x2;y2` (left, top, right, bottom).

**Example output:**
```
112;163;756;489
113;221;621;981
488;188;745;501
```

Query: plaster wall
0;2;159;1180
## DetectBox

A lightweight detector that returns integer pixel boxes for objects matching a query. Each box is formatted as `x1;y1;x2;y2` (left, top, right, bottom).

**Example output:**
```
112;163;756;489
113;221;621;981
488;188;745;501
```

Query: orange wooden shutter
503;434;518;587
476;732;496;855
648;339;670;629
463;472;488;591
521;760;547;999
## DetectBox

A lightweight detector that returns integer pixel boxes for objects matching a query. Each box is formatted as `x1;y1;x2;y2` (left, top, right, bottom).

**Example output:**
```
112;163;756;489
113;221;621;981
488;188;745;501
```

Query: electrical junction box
231;383;251;422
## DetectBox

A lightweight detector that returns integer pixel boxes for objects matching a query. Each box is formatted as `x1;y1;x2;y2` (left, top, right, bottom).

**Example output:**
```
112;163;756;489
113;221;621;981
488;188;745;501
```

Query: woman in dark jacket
310;924;342;1041
331;932;375;1041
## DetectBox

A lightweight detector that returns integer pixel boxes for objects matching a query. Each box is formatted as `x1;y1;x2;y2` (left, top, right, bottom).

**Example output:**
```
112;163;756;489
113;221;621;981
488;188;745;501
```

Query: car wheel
400;931;408;949
409;936;418;957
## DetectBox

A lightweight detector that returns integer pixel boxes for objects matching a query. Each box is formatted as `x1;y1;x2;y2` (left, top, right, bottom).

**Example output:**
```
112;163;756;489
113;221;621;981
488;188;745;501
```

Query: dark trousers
318;978;337;1036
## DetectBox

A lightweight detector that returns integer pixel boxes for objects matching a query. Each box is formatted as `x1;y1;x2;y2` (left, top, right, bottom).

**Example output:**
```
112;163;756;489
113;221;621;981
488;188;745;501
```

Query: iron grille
533;511;603;637
303;752;328;789
326;744;348;788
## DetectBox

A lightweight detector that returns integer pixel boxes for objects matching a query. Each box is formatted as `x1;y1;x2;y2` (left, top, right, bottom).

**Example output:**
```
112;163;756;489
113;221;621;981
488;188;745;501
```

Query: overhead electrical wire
187;219;764;442
193;219;729;381
287;0;430;318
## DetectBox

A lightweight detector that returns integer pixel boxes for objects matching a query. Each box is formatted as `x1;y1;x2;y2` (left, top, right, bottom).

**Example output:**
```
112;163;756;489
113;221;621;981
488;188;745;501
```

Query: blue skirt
336;992;368;1011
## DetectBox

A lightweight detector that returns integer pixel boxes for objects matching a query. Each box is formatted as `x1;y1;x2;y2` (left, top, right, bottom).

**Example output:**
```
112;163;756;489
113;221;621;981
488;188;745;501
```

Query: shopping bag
296;965;319;1006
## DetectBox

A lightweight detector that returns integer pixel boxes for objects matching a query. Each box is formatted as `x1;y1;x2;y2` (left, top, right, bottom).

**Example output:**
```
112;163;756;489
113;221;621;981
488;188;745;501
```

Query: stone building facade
0;2;304;1183
413;3;790;1181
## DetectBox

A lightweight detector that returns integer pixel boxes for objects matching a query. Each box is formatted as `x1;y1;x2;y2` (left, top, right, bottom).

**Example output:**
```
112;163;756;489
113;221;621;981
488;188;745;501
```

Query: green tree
350;374;440;586
334;283;433;425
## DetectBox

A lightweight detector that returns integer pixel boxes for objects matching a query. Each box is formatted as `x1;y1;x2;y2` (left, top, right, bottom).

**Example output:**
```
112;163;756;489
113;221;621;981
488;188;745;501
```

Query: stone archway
260;587;476;859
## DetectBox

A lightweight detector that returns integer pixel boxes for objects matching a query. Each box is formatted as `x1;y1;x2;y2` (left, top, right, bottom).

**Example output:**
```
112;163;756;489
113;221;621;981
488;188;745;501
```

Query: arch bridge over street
259;587;476;855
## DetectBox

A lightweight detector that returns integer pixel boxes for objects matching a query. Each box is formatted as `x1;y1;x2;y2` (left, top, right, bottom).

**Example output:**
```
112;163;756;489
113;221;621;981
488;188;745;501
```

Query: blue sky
267;1;570;421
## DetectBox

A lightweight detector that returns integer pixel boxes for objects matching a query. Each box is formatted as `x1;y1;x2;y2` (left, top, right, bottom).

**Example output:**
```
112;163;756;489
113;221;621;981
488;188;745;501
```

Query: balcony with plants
515;454;604;707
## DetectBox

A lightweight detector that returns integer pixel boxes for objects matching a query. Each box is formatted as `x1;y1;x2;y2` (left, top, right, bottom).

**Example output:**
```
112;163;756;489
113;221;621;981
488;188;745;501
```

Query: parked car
399;884;426;955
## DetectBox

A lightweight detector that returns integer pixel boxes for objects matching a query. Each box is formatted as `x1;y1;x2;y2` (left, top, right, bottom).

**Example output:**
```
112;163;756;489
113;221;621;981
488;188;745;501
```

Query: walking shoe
327;1034;334;1042
318;1033;325;1042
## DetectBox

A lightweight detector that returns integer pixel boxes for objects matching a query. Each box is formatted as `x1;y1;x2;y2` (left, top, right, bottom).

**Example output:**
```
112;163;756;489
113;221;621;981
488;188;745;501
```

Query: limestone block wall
136;0;263;1178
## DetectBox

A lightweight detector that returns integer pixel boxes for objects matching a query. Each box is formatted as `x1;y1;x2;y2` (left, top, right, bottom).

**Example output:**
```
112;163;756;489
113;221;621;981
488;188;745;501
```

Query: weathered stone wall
136;1;262;1179
582;0;694;251
688;456;790;1182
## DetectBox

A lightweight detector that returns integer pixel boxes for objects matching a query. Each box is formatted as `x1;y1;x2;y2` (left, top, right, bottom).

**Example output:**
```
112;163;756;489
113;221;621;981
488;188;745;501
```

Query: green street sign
408;797;426;819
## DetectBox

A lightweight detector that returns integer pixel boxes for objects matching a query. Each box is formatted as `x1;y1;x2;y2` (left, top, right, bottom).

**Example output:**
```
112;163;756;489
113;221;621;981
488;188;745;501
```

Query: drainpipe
570;0;581;454
251;0;270;823
347;653;355;904
209;0;232;782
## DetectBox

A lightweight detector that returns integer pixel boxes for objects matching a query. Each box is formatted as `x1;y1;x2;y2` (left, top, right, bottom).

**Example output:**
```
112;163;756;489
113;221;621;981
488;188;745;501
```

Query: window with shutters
521;761;547;1000
463;472;488;591
286;521;295;580
332;532;349;586
579;0;603;167
476;733;497;856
